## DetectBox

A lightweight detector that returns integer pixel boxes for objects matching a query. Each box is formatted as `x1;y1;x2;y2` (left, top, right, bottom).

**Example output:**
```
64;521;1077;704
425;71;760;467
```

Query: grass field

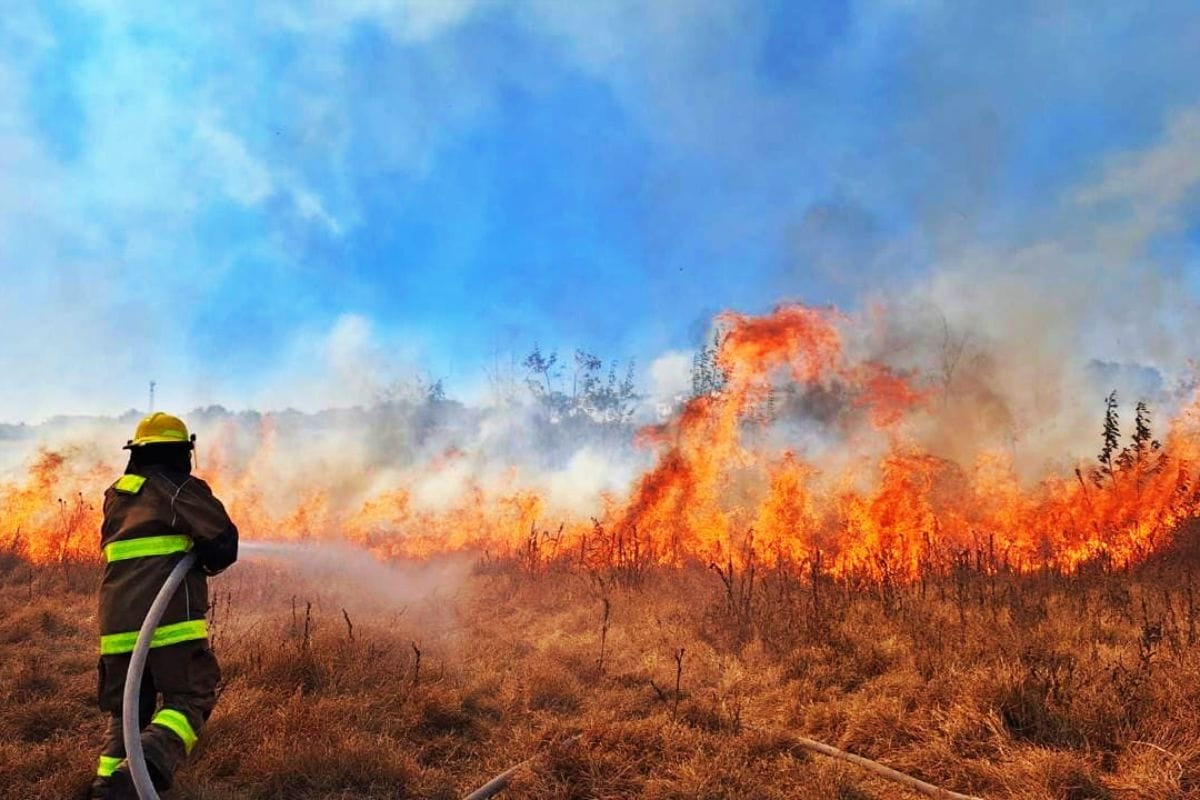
3;530;1200;800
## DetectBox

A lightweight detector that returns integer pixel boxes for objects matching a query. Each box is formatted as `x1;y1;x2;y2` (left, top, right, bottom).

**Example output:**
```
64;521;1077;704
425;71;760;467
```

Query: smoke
239;540;475;611
647;351;693;414
2;102;1198;559
818;104;1200;479
3;103;1198;565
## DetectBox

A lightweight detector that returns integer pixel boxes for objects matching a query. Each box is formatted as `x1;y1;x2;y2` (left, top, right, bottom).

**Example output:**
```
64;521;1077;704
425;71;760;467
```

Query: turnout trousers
93;641;220;791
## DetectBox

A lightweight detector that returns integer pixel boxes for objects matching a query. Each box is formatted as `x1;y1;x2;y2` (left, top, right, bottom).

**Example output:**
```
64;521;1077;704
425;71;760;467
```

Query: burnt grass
3;536;1200;800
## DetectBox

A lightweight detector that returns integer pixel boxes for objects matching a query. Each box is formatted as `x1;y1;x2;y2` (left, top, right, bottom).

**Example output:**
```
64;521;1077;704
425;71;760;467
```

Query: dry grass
2;538;1200;799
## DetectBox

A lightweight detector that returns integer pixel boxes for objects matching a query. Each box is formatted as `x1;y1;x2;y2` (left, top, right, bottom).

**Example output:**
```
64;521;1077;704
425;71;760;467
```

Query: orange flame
0;448;106;563
5;302;1199;577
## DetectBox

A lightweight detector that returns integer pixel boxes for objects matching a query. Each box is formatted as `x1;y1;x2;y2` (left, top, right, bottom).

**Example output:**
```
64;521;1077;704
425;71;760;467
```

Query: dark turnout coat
98;464;238;653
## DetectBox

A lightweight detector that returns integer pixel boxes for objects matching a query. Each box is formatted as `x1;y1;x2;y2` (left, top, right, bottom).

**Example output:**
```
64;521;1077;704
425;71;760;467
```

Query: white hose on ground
123;552;196;800
461;755;538;800
461;729;984;800
460;735;580;800
780;732;984;800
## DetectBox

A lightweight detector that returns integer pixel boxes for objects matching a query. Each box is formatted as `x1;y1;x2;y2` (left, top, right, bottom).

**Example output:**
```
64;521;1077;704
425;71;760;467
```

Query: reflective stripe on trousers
151;708;199;754
97;754;123;777
99;619;209;655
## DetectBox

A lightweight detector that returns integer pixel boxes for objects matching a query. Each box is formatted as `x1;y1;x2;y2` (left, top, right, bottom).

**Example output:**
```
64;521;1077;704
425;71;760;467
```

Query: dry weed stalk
411;640;422;687
596;597;610;677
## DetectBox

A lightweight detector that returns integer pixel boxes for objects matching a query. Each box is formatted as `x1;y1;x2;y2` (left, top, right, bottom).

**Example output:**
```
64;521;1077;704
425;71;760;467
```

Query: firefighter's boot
87;768;138;800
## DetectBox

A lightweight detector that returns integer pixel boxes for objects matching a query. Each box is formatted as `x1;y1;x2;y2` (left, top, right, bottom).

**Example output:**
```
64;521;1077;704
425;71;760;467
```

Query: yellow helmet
124;412;195;449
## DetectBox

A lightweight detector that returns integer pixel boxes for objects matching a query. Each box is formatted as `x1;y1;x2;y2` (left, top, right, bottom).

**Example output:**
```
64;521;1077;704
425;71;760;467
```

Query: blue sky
1;1;1198;422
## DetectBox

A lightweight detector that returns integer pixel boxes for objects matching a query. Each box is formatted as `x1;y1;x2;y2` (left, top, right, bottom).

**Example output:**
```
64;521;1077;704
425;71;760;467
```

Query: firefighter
89;412;238;799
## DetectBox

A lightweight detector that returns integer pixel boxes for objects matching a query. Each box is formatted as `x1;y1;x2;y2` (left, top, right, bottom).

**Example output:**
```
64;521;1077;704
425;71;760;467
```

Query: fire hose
122;552;196;800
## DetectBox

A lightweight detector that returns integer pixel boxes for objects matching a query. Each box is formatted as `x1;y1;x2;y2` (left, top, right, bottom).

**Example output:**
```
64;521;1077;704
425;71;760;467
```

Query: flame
5;302;1200;577
0;448;106;563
